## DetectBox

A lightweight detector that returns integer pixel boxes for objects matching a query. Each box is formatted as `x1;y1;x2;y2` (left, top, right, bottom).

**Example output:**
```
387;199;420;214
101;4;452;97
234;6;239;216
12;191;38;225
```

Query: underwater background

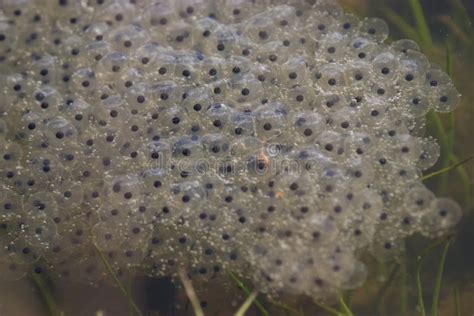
0;0;472;315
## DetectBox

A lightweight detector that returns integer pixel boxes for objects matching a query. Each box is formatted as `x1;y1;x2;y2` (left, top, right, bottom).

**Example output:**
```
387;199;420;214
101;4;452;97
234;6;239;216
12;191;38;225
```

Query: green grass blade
416;261;426;316
421;156;474;181
431;238;452;316
267;298;304;316
408;0;433;47
227;271;269;316
313;300;341;316
454;286;461;316
94;246;143;316
235;290;259;316
449;0;474;37
338;294;353;316
380;6;422;42
400;257;407;315
29;271;63;316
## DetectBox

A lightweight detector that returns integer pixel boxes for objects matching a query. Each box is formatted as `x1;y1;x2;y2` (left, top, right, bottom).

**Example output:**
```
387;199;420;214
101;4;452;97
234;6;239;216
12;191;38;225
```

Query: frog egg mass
0;0;463;300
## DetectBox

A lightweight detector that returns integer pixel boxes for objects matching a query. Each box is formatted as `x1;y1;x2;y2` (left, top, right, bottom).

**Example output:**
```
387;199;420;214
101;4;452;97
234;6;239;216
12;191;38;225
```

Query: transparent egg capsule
91;221;123;252
253;103;288;140
27;54;59;84
24;191;59;219
22;216;58;249
141;0;176;29
289;111;324;143
416;137;440;170
278;57;308;88
0;190;22;221
167;180;207;211
31;85;62;115
104;175;143;207
347;36;379;62
431;83;461;112
318;63;347;91
420;198;462;237
53;180;83;210
371;234;405;262
228;74;263;103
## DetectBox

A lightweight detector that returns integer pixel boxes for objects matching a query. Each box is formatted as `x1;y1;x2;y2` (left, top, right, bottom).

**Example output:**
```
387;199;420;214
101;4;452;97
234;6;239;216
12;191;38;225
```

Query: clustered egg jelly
0;0;462;302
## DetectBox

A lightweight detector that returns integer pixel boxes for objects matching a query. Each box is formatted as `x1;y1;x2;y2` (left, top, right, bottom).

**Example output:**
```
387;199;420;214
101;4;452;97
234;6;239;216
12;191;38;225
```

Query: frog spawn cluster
0;0;462;299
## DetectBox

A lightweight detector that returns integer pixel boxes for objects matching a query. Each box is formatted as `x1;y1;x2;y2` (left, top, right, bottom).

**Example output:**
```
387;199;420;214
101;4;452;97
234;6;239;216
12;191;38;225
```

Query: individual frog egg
253;103;288;140
318;63;347;91
420;198;462;237
57;217;92;250
358;98;390;128
203;102;236;132
242;9;278;44
142;0;178;33
44;116;78;148
165;21;195;50
346;36;379;62
316;93;344;113
138;140;171;170
372;51;400;82
205;24;240;58
391;38;420;54
53;180;83;211
222;56;253;78
397;50;429;87
27;54;59;84
226;111;255;138
330;107;361;134
431;82;461;112
167;180;207;212
399;87;432;117
31;85;62;115
83;22;110;43
70;67;97;94
370;233;405;262
337;13;361;35
360;17;389;43
415;137;440;170
104;175;143;208
315;130;349;159
289;111;324;143
278;57;308;88
284;85;318;111
0;190;22;221
95;51;129;83
255;40;291;66
151;80;182;110
24;191;59;219
22;216;58;250
26;153;65;185
217;0;270;24
125;82;153;115
304;12;336;40
115;239;147;268
157;106;191;136
181;86;214;118
319;32;351;62
1;237;40;266
343;60;371;87
198;56;226;83
107;24;147;53
228;74;263;103
96;0;137;26
201;133;231;160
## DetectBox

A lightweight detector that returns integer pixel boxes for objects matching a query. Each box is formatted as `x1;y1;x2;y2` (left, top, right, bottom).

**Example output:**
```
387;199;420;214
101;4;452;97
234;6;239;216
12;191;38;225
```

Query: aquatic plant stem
431;238;451;316
29;272;63;316
267;297;304;316
338;295;353;316
178;268;204;316
227;271;268;316
421;156;474;181
94;246;143;316
454;286;461;316
235;290;259;316
408;0;433;48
